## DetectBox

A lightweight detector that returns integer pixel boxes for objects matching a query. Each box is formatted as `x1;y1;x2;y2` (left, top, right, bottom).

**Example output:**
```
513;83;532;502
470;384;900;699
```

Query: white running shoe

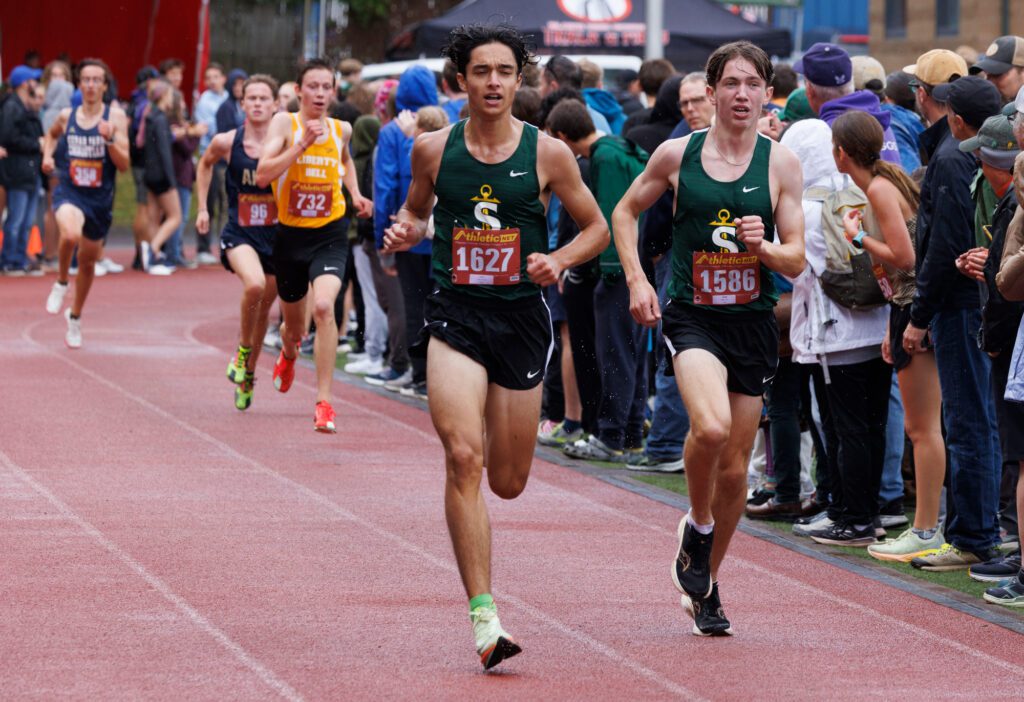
46;281;69;315
98;257;124;274
343;355;384;375
139;241;152;271
470;606;521;670
64;308;82;349
147;263;176;276
196;251;219;266
92;261;108;277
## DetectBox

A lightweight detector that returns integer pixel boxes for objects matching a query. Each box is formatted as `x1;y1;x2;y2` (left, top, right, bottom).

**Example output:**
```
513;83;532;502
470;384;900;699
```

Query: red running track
2;259;1023;700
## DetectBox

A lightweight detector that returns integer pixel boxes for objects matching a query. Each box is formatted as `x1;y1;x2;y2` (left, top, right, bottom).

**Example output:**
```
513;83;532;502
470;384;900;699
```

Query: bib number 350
692;251;760;305
451;227;521;286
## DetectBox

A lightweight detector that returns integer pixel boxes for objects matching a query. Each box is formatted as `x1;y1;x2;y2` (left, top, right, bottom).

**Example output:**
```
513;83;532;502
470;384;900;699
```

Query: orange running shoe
314;401;336;433
273;349;296;393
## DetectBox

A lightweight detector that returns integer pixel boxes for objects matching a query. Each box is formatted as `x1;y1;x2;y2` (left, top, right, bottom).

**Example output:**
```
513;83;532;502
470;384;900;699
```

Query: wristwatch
851;230;866;250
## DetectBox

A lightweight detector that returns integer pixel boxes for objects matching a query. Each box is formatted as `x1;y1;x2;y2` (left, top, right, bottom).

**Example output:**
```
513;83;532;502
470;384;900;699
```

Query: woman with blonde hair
831;110;945;561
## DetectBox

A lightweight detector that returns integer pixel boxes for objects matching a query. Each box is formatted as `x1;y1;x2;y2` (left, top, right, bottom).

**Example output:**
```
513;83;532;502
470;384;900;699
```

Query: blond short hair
416;106;449;133
577;59;602;89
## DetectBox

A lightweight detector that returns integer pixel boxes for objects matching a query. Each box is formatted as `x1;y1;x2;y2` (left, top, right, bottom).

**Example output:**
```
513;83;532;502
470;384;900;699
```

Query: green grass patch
112;170;200;229
633;472;689;496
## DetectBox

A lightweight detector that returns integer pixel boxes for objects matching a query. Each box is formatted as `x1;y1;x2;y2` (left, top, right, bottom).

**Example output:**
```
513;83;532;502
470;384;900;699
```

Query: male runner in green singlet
613;41;806;635
383;24;608;669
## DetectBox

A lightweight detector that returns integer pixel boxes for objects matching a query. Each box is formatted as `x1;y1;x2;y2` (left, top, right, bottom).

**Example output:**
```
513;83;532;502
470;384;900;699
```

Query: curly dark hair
441;23;537;77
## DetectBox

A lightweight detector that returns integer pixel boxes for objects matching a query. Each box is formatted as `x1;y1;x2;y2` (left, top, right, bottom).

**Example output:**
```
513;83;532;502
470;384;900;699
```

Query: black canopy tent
386;0;792;71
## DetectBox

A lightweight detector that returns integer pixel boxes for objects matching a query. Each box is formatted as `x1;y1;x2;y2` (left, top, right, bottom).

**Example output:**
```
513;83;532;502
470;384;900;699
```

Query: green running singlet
669;129;778;314
432;120;548;302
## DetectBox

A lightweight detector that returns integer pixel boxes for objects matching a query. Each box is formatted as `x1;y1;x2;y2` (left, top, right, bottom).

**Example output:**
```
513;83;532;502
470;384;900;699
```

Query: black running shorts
221;222;276;275
273;219;348;303
661;300;779;397
417;291;554;391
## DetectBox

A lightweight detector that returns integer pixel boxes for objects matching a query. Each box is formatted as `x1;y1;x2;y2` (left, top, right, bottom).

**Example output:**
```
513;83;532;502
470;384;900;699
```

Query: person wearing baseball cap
973;35;1024;103
794;42;902;166
852;55;886;98
902;51;1005;572
7;65;43;89
0;65;44;274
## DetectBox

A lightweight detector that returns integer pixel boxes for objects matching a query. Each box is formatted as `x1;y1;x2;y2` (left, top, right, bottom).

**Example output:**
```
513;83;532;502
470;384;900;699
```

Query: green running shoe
227;345;252;384
235;374;254;411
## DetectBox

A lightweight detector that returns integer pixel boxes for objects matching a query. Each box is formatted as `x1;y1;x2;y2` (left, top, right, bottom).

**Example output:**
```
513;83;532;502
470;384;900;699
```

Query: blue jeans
879;371;905;507
1;185;40;269
163;185;191;265
931;307;1002;554
646;255;690;460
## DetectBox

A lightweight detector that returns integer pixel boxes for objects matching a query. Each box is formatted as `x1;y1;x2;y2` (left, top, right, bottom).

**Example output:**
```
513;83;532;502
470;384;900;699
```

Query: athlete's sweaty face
459;43;521;116
710;58;771;129
299;68;334;117
243;83;276;124
78;65;107;105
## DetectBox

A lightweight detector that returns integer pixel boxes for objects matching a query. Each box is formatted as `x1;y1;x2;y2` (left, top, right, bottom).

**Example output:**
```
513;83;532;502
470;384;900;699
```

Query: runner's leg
226;245;268;351
250;276;278;371
484;383;544;499
429;337;491;598
70;238;104;318
310;273;343;403
55;204;83;283
675;348;732;525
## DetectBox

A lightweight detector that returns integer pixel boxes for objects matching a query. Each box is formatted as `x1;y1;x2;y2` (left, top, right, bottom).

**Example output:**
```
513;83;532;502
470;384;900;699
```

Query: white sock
687;511;714;535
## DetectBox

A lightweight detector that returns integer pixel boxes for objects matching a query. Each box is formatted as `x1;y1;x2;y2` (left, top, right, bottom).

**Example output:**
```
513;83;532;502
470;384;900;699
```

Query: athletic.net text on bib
692;251;761;305
238;193;278;228
451;227;521;285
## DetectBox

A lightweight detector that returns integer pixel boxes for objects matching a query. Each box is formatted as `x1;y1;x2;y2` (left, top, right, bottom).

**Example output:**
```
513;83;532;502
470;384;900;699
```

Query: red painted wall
1;0;202;105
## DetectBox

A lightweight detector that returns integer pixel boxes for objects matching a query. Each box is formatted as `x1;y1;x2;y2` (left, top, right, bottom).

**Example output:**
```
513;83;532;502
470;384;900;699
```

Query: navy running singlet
54;104;116;209
224;125;278;236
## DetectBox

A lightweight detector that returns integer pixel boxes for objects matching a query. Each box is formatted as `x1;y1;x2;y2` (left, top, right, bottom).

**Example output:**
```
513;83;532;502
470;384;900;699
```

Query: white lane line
0;448;303;702
186;321;1024;678
25;327;705;701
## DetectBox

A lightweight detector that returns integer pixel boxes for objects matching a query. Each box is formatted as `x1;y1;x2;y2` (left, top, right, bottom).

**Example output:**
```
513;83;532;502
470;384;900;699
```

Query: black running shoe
810;522;878;547
672;517;714;599
969;554;1023;583
746;488;774;506
680;582;733;636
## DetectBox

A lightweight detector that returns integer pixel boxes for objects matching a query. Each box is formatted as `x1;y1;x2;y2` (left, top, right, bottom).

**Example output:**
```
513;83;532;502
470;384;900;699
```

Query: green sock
469;593;494;611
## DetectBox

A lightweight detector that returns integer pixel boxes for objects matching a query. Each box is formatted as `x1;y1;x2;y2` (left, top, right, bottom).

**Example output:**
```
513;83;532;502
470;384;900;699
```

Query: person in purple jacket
795;43;903;169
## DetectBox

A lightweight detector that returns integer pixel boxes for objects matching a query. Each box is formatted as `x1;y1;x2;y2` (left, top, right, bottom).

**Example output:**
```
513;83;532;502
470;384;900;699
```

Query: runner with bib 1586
196;75;281;411
383;24;608;669
256;58;372;433
42;59;130;348
613;41;805;636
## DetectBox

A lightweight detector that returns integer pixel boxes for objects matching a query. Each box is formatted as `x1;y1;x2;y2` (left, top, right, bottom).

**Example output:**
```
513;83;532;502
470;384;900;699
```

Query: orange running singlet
273;114;347;228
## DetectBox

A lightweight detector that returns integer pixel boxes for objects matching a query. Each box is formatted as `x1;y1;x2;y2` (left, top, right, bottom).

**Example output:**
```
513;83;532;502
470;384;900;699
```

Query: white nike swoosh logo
324;266;339;271
762;375;775;384
510;170;529;177
742;186;759;193
527;369;541;378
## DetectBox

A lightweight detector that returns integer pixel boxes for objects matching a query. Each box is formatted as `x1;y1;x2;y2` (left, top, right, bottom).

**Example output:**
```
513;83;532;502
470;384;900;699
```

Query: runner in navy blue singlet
42;59;130;349
196;75;280;410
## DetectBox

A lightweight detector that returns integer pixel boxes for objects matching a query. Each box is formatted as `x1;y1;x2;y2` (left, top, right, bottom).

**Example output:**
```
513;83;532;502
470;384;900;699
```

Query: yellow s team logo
470;184;501;229
709;209;739;253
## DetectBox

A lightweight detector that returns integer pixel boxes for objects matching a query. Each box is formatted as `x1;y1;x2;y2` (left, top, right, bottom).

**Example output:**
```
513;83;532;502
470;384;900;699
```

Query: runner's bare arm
195;131;233;234
255;113;307;188
743;143;804;278
382;130;444;253
340;122;372;218
104;106;131;172
529;136;608;286
612;139;685;327
41;109;70;175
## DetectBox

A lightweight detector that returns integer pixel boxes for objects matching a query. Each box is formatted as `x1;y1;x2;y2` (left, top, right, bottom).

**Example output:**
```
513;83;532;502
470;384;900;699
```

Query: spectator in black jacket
623;74;684;156
901;50;1004;570
140;79;181;275
0;65;44;275
215;69;248;135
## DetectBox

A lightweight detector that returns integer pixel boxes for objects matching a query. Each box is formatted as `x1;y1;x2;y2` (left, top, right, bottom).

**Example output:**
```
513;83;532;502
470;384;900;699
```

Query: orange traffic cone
27;225;42;257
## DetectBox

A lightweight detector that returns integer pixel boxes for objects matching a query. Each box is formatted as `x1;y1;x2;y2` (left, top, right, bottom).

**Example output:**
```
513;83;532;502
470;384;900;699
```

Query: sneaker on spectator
399;380;428;400
745;497;805;520
563;435;625;462
40;257;59;273
868;528;945;563
999;529;1020;554
178;257;198;270
627;454;685;473
982;572;1024;607
344;355;384;375
383;369;414;392
366;367;408;387
97;257;124;274
810;522;878;547
46;281;69;315
537;420;584;447
196;251;219;266
299;334;316;356
4;264;26;276
746;487;775;506
877;501;909;529
24;261;44;277
264;326;282;350
911;543;988;571
792;511;832;538
624;448;644;466
147;256;175;276
969;554;1022;582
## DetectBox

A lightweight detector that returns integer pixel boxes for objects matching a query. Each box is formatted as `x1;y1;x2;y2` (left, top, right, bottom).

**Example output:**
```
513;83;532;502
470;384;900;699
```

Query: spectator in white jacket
782;118;892;547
